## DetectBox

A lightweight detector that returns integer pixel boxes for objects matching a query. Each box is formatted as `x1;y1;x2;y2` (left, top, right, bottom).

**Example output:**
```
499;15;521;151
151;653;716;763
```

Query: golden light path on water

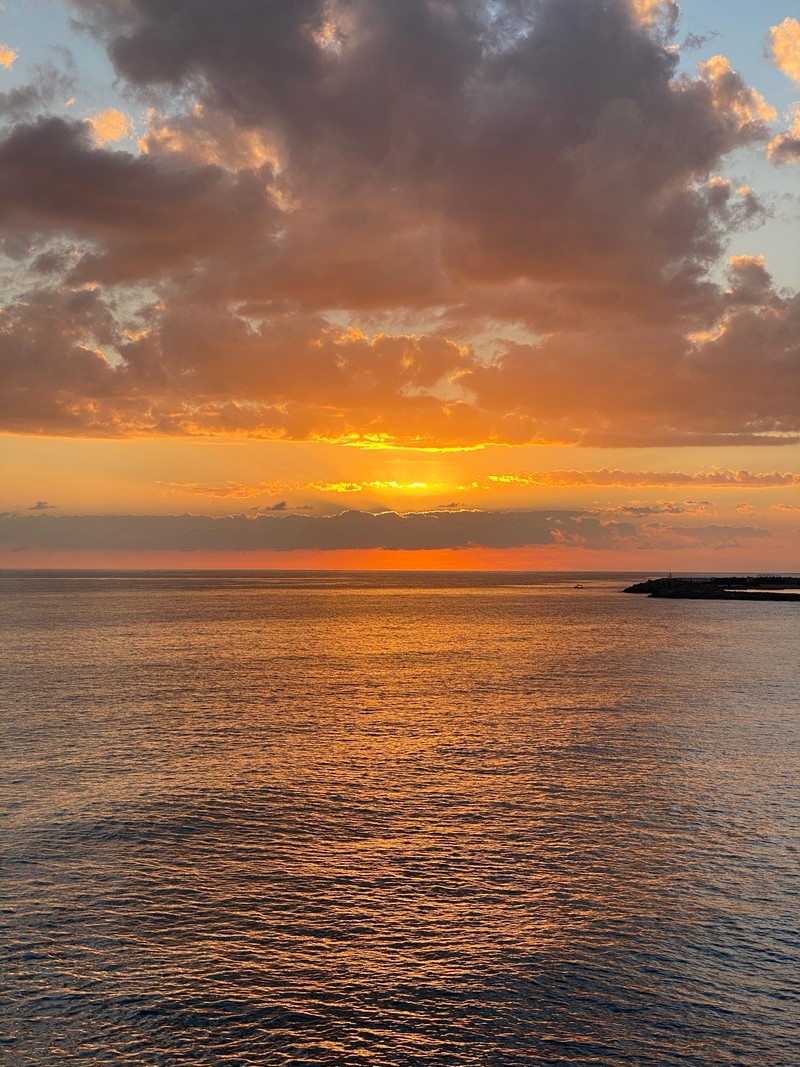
2;572;799;1065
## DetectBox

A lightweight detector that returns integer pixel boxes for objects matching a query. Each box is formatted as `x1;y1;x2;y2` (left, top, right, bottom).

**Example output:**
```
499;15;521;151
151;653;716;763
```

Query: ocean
1;571;798;1066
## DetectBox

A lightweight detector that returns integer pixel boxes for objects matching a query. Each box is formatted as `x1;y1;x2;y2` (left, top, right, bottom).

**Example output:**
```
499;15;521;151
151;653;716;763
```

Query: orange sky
6;542;799;572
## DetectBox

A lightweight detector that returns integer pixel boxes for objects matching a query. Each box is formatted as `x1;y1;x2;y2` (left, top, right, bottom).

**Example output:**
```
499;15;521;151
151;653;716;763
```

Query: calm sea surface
1;571;798;1066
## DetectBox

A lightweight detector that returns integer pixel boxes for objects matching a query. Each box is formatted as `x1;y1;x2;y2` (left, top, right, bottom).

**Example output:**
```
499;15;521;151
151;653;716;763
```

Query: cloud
487;469;800;488
596;501;715;516
159;469;800;503
0;507;772;555
770;17;800;84
0;44;17;69
631;1;679;35
0;62;74;121
253;502;313;513
3;278;798;446
0;0;797;448
0;116;281;284
697;55;775;127
636;522;771;551
681;30;720;52
160;480;292;499
311;479;444;493
27;500;56;510
0;285;121;434
87;108;132;145
768;105;800;164
139;104;283;172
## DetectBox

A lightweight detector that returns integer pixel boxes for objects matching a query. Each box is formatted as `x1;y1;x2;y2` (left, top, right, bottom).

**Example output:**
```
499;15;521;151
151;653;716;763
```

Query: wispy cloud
594;501;716;517
161;469;799;503
487;469;800;489
160;480;291;499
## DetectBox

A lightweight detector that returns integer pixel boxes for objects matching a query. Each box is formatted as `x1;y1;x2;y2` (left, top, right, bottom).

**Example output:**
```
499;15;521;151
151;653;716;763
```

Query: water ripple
2;573;798;1065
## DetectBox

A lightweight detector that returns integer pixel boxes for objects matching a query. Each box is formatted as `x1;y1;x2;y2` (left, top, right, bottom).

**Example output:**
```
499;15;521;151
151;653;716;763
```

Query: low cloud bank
0;509;772;555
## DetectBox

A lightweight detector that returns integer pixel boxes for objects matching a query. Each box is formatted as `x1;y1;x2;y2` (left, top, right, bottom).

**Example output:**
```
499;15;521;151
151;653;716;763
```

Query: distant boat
574;583;585;589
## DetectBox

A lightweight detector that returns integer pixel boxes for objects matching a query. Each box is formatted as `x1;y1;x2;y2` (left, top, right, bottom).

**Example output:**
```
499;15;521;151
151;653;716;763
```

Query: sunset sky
1;0;798;569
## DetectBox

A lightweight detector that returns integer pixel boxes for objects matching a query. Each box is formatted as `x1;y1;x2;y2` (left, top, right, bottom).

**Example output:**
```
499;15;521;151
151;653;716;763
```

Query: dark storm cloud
0;507;770;554
1;0;797;444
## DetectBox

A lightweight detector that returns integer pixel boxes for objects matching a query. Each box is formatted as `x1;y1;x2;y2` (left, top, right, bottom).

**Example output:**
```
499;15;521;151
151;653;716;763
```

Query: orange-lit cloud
160;480;292;499
161;476;445;500
770;17;800;84
769;105;800;164
0;0;797;451
139;105;283;172
87;108;132;145
0;44;17;69
631;1;678;30
310;480;442;494
159;469;800;505
487;469;800;489
698;56;776;127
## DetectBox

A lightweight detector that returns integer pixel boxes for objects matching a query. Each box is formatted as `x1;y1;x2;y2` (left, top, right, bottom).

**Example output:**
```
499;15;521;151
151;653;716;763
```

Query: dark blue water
2;572;798;1065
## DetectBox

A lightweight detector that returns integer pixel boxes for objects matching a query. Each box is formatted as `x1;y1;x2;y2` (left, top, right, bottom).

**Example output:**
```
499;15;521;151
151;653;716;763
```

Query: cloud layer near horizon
1;0;798;447
0;508;771;554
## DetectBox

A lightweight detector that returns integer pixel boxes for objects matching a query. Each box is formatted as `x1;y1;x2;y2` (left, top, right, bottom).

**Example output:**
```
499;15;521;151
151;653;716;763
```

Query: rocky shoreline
623;576;800;601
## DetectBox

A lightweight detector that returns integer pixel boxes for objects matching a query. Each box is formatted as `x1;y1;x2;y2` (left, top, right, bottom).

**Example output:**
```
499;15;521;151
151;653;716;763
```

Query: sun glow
311;479;441;494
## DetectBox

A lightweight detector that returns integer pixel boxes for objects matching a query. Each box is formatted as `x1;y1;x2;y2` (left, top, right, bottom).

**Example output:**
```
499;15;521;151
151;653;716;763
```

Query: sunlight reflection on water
2;572;799;1065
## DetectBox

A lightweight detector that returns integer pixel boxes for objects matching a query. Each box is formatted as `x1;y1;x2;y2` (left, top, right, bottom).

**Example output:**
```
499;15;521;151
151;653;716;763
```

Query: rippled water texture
2;571;799;1065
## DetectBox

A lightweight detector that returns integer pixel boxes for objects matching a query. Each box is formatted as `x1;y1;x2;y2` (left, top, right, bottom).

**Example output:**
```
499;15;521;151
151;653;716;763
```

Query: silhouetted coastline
624;576;800;601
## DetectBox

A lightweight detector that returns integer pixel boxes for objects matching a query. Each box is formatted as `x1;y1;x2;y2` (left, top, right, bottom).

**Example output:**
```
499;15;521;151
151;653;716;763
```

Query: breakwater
624;576;800;600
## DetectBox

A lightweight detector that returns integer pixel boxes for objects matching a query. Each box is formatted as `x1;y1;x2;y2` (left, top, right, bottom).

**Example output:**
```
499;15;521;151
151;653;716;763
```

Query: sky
0;0;798;570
